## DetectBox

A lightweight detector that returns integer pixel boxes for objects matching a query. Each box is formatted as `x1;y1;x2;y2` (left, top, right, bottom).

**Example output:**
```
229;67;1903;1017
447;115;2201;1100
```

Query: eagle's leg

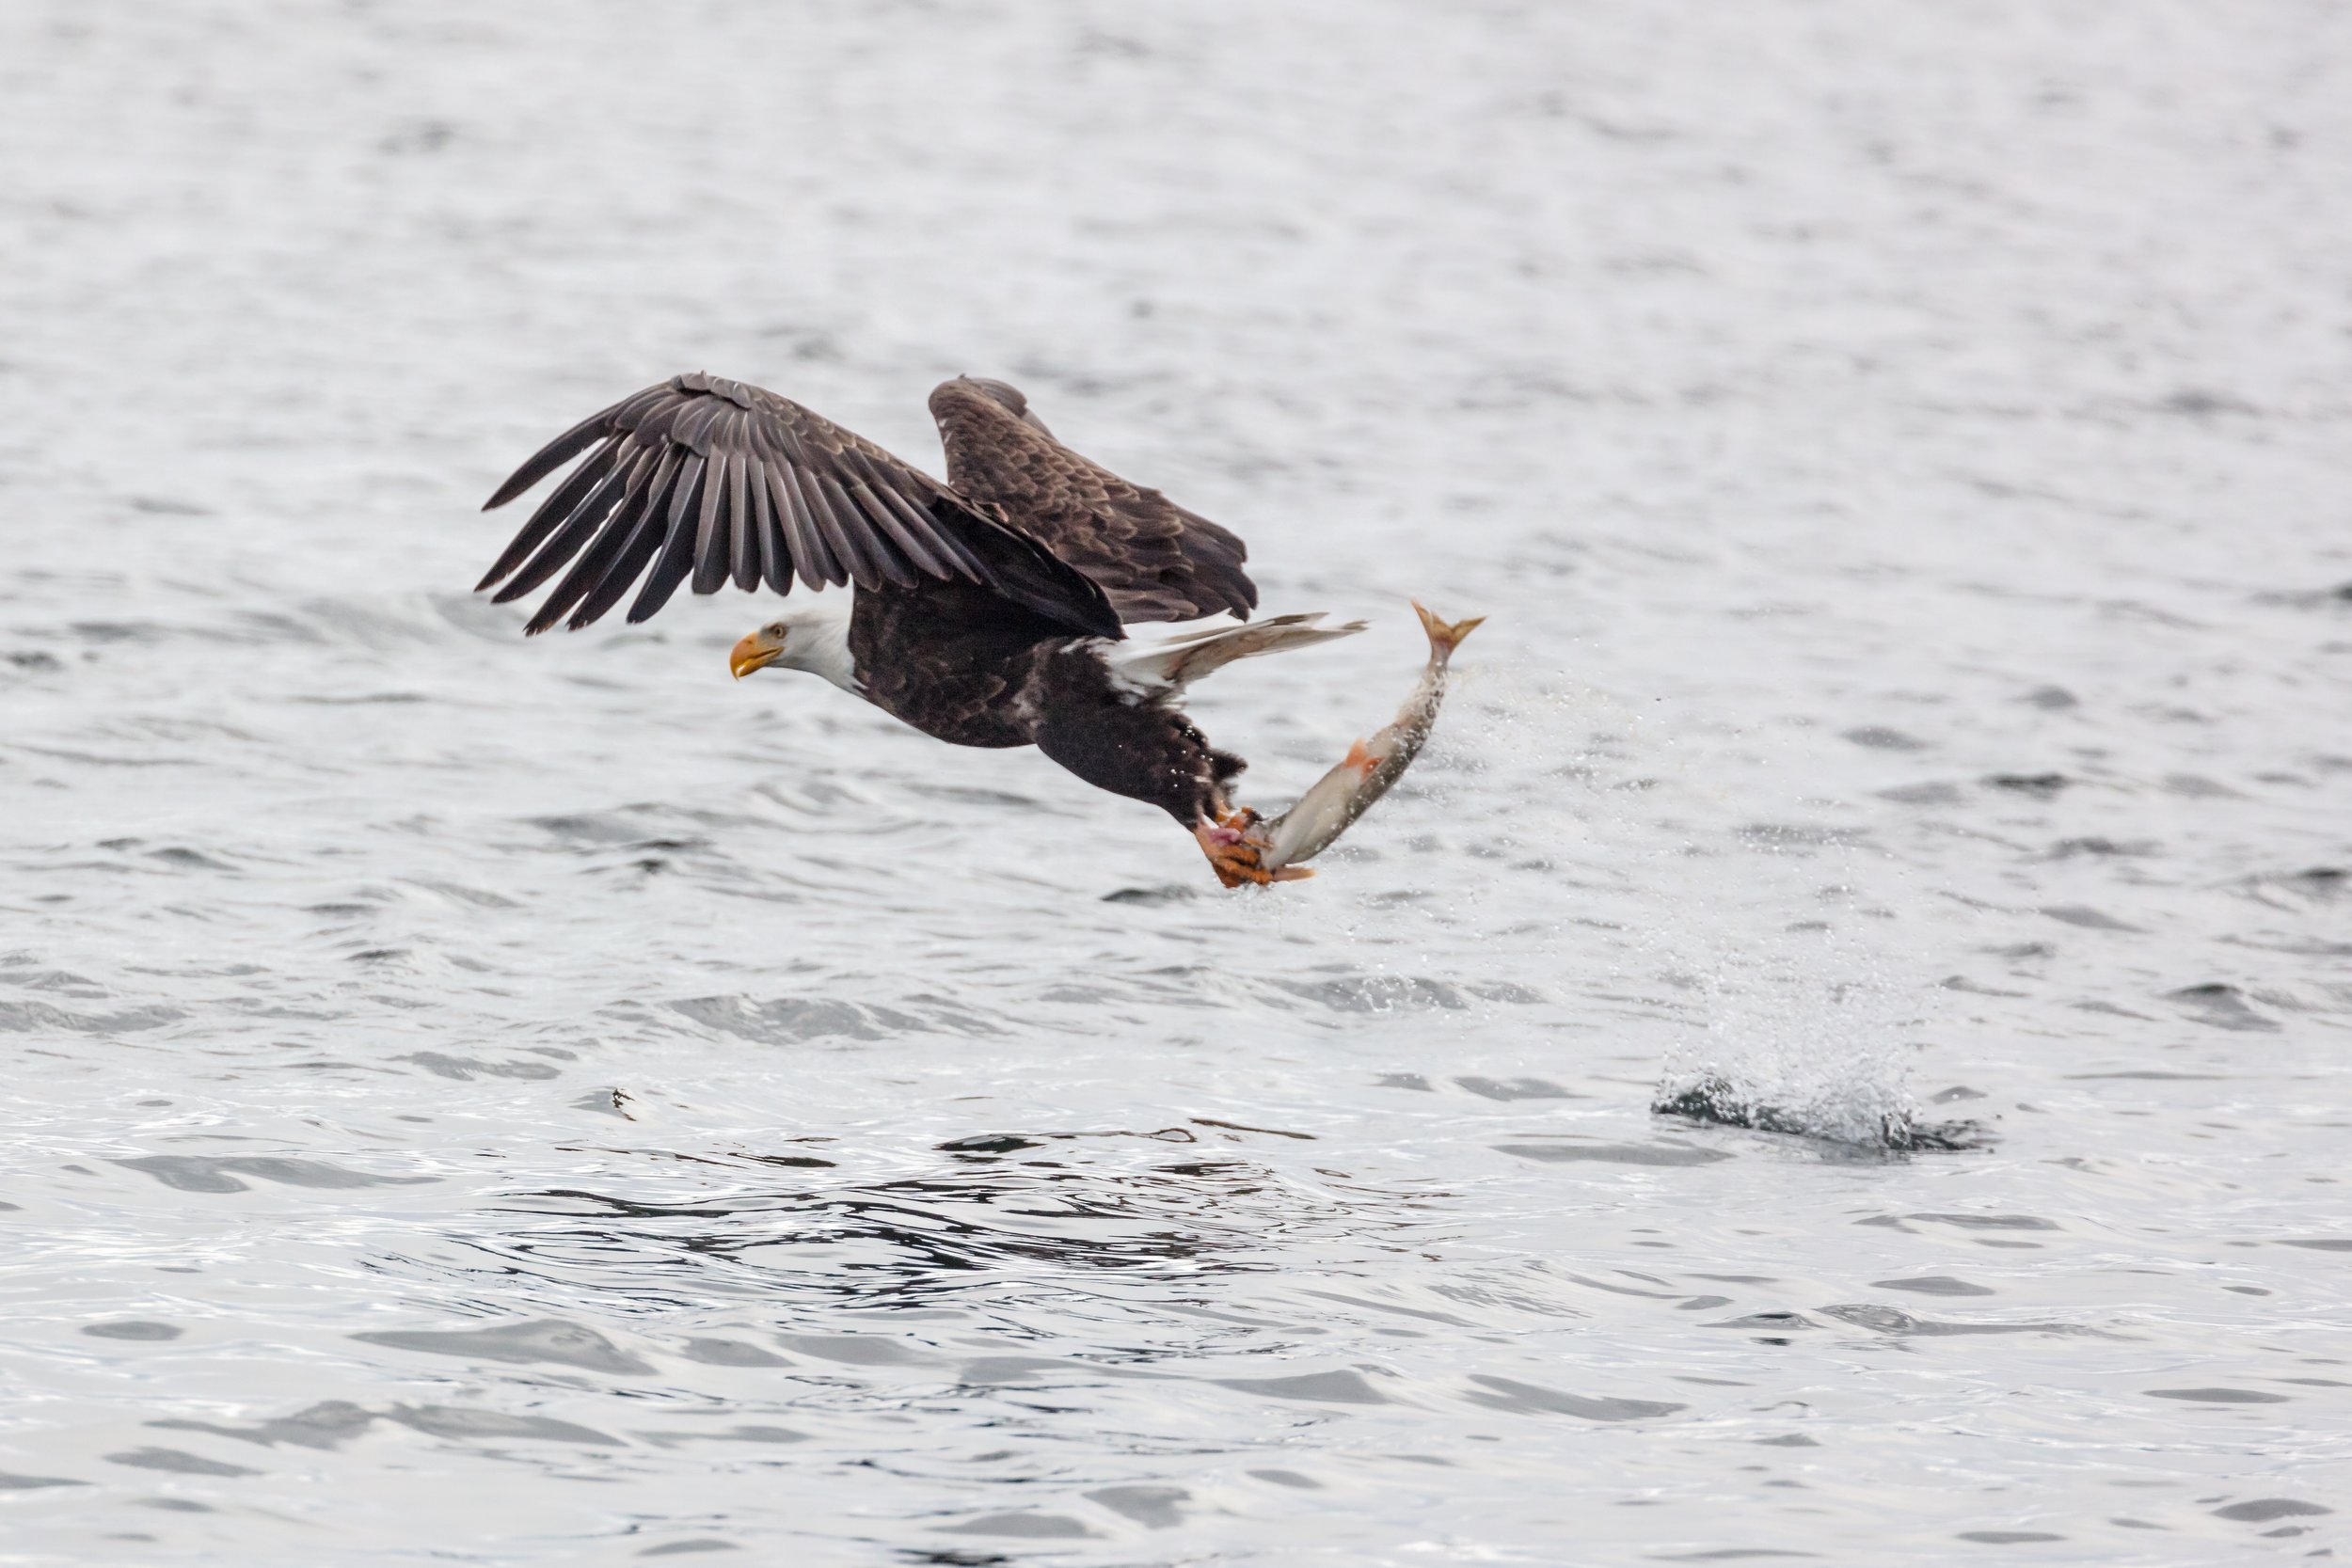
1025;647;1287;887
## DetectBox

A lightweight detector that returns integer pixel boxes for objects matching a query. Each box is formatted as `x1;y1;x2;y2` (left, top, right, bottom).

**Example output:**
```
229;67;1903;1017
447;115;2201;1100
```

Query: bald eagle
477;372;1364;885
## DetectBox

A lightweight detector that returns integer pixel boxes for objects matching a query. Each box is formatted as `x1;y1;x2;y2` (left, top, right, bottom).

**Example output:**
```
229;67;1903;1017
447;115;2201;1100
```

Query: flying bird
476;372;1373;885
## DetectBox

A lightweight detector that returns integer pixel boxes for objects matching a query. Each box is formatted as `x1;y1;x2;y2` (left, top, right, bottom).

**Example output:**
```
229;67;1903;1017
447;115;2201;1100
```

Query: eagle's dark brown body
847;579;1244;824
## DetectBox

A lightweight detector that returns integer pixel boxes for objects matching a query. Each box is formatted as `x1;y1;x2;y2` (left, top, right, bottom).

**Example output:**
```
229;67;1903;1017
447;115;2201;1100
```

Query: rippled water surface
5;3;2350;1562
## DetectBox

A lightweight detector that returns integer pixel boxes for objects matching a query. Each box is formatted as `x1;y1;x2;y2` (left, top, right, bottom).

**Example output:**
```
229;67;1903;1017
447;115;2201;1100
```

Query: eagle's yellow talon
1196;810;1275;888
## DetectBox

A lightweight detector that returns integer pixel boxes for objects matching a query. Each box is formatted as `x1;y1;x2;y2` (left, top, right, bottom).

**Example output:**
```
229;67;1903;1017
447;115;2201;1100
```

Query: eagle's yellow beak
730;629;783;680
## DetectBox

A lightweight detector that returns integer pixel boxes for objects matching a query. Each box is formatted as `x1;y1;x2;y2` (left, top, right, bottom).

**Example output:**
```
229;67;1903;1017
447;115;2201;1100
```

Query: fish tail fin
1411;601;1486;657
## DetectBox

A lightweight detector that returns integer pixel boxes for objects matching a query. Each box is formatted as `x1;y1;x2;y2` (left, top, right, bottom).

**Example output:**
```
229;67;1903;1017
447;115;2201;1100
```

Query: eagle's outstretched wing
928;379;1258;625
477;373;1120;639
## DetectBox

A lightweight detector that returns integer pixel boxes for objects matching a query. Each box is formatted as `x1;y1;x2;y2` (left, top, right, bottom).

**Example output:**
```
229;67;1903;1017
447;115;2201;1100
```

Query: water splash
1652;924;1979;1152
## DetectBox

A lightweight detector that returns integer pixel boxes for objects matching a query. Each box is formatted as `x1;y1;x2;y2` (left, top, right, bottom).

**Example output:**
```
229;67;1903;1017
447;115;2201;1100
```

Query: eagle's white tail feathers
1114;612;1367;691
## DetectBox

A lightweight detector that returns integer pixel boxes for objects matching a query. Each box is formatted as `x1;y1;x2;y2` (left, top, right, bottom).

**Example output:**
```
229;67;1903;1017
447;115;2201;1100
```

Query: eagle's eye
765;623;787;641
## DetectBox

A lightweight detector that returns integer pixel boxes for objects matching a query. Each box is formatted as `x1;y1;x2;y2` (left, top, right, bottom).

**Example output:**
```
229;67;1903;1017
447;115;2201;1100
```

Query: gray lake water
3;3;2348;1562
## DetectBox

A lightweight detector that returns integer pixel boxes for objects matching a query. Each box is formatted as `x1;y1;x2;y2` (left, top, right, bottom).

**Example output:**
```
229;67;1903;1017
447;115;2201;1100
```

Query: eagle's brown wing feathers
478;373;1119;638
928;380;1258;625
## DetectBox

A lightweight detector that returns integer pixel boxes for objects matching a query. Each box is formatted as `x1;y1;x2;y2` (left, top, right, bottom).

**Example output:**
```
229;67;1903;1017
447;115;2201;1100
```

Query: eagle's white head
728;599;858;693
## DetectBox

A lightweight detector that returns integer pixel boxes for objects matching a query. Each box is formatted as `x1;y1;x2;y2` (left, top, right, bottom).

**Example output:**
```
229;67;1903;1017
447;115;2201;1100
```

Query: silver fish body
1255;602;1483;875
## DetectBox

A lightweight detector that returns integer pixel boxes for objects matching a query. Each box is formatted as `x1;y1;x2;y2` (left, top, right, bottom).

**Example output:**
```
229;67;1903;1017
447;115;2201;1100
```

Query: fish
1199;602;1483;885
